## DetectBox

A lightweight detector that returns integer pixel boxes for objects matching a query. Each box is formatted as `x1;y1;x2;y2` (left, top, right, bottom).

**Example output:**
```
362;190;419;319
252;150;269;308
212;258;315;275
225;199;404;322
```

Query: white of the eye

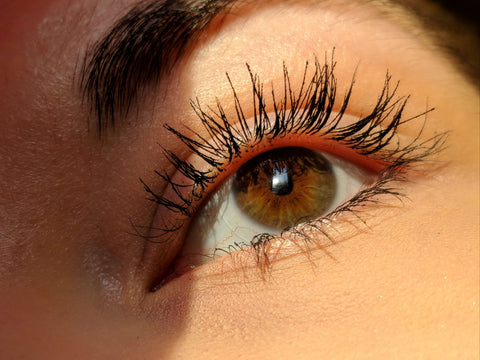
181;151;375;263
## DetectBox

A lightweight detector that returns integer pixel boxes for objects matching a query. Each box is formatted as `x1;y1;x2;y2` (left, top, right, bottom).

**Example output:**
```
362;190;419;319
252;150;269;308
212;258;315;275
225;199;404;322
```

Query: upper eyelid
78;0;479;137
141;57;446;242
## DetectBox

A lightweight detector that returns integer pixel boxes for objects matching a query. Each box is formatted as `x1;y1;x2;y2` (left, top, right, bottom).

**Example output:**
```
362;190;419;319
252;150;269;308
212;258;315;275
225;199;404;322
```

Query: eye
179;146;375;266
141;56;445;287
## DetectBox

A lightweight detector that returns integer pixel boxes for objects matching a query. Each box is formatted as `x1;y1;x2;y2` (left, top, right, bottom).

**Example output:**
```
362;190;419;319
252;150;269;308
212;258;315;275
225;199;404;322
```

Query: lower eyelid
168;200;380;283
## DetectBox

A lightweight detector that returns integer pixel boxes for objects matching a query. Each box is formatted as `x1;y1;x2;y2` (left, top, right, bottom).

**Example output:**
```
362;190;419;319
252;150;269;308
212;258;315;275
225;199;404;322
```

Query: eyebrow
80;0;238;135
80;0;478;135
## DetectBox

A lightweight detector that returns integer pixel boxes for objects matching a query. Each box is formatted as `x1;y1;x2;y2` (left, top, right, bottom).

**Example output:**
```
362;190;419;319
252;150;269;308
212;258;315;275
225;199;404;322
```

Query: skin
0;0;478;359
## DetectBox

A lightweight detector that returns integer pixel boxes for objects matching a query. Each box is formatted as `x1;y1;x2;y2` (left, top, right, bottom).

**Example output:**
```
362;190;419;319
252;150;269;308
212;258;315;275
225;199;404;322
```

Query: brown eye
182;145;374;264
233;147;336;229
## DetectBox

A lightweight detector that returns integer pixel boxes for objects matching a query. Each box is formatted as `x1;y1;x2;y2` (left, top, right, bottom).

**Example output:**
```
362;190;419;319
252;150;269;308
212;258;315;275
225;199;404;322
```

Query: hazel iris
233;147;336;229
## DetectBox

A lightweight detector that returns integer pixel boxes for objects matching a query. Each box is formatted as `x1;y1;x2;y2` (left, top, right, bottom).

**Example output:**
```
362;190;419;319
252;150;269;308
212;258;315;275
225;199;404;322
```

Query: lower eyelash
200;155;439;274
137;53;447;269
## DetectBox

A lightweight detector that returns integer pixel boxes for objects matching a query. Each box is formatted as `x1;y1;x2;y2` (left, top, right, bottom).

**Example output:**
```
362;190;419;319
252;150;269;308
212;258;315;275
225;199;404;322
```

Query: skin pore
0;0;478;359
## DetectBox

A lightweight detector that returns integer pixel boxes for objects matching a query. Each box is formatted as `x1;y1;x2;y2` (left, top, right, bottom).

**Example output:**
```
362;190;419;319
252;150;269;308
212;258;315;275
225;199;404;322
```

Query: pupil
270;166;293;196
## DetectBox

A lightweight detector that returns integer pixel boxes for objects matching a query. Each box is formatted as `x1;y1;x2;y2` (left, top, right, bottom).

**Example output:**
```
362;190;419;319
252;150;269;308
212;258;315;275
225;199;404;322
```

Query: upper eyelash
137;54;446;250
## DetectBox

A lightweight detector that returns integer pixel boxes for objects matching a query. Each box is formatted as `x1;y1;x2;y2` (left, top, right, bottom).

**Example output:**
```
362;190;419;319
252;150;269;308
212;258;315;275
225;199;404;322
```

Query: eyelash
136;55;446;271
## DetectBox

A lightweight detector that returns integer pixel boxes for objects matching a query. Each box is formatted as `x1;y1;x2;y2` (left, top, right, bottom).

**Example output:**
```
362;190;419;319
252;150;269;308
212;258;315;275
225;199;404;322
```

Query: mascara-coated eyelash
137;55;446;272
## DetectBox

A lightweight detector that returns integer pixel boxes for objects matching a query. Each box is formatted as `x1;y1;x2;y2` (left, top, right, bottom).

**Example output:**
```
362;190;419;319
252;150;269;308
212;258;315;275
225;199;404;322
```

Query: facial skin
0;0;478;359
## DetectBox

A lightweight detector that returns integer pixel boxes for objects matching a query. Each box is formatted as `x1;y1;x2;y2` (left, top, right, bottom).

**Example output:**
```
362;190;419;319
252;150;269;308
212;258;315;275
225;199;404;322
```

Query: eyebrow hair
80;0;478;135
80;0;238;135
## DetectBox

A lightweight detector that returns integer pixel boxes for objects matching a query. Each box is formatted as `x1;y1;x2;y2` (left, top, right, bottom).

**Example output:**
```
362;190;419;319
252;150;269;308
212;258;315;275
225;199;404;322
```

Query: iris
233;147;336;229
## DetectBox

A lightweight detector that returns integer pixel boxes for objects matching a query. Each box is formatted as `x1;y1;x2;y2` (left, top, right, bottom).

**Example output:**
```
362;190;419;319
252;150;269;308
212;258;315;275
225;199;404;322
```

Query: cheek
142;171;478;358
0;284;155;359
0;286;99;358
